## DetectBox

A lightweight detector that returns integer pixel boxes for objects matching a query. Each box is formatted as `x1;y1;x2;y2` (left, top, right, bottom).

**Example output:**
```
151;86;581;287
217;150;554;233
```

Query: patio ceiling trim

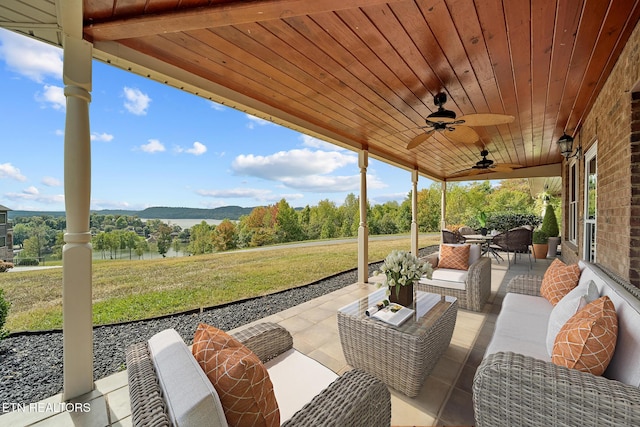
85;0;406;41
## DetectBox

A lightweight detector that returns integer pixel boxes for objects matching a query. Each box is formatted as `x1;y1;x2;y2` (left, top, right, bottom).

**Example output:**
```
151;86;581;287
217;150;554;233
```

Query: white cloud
175;141;207;156
37;84;65;110
90;199;132;210
300;134;343;151
91;132;114;142
196;188;274;201
140;139;165;153
42;176;61;187
5;186;64;204
232;149;356;180
0;163;27;181
230;148;376;193
0;29;63;82
123;87;151;115
55;129;64;136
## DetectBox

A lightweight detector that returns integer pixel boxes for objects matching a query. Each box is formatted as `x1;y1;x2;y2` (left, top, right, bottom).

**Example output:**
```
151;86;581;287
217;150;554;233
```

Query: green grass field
2;236;438;332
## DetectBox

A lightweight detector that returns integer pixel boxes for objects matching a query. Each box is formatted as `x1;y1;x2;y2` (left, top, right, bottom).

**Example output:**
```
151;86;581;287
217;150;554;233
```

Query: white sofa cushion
485;293;553;362
264;348;338;422
546;280;599;356
148;329;228;427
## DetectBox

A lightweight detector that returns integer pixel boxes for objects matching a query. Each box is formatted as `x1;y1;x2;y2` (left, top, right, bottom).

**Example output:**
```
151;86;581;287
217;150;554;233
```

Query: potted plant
541;204;560;258
532;229;549;260
375;250;432;306
477;211;488;236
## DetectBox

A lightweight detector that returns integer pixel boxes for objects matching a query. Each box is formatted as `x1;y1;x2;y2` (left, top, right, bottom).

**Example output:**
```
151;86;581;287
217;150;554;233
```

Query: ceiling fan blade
497;163;523;168
449;168;483;178
407;129;435;149
492;165;515;172
443;125;479;144
458;113;515;127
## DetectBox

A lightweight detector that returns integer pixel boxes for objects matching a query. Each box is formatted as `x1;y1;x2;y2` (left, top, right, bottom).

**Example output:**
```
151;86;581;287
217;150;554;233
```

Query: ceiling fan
407;93;515;149
449;149;523;177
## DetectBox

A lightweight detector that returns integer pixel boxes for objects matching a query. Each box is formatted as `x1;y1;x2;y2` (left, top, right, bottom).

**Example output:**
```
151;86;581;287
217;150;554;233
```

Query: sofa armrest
282;369;391;427
230;322;293;363
506;274;543;296
473;352;640;427
126;342;172;427
466;256;491;311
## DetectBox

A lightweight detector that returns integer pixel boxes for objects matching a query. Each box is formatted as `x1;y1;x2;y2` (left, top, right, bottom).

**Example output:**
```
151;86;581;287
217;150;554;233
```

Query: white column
410;170;419;256
62;34;94;400
440;181;447;232
357;150;369;284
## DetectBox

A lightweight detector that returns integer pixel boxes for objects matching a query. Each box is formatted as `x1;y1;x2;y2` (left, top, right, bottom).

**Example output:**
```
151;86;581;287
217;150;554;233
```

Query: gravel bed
0;247;436;407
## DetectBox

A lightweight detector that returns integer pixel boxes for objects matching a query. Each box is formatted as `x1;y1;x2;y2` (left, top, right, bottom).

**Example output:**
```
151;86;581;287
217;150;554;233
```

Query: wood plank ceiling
4;0;640;182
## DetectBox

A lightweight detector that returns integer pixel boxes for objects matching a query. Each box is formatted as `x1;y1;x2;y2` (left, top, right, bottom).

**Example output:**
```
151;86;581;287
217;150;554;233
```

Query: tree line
10;179;557;260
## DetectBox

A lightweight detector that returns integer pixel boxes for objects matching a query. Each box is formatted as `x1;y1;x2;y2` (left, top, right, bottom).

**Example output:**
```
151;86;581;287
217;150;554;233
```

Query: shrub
533;229;549;244
16;258;39;266
541;204;559;238
0;289;10;339
486;212;542;232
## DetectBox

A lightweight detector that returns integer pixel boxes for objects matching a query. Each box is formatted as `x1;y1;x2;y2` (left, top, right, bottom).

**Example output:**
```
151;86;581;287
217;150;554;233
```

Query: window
569;161;578;244
583;143;597;262
0;213;5;224
0;236;5;247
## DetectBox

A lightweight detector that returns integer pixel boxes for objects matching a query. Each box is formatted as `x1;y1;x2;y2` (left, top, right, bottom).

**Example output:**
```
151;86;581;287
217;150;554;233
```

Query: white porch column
410;170;419;256
357;150;369;284
440;181;447;232
62;34;94;400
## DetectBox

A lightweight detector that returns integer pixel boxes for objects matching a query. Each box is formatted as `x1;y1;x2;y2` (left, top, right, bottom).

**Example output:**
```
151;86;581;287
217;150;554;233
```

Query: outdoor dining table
465;234;503;262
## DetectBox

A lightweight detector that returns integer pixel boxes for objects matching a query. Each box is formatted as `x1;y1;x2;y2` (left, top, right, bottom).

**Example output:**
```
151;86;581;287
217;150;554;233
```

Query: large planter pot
547;236;561;258
389;283;414;307
533;243;548;259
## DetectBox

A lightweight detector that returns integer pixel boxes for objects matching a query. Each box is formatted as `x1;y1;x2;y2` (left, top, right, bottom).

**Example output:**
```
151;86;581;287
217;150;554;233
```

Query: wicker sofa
417;243;491;311
473;261;640;426
126;322;391;426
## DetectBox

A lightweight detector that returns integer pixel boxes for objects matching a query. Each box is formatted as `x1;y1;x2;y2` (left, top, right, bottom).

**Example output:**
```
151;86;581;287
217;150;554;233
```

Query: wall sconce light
557;133;581;160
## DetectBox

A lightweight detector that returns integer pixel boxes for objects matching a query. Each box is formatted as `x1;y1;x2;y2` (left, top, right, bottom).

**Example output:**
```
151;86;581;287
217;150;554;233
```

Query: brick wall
572;19;640;286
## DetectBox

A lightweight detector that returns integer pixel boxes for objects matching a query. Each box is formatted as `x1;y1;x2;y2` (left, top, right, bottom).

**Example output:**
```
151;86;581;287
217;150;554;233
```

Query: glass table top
338;287;456;336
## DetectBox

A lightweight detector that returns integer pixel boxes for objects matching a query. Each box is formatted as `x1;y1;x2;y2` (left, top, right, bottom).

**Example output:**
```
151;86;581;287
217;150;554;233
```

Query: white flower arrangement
375;250;433;297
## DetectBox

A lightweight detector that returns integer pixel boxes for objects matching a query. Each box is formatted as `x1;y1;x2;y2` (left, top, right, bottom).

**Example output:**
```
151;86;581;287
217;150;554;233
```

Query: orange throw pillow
540;258;581;305
552;296;618;376
438;244;470;270
192;323;280;427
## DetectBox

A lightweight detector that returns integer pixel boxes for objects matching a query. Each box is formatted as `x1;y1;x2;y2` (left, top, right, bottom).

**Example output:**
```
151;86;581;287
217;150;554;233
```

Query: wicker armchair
442;229;466;244
126;323;391;427
490;227;533;269
418;247;491;311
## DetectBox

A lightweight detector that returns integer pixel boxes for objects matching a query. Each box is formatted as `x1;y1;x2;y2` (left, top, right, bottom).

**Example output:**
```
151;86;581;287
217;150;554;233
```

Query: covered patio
0;256;553;426
3;0;640;425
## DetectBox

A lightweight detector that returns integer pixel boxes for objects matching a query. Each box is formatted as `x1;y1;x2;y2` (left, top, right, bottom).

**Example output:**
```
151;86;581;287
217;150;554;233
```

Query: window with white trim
568;161;578;244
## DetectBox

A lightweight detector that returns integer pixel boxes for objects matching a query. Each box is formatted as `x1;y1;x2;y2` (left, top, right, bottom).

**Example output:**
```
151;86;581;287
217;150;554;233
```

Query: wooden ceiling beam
85;0;405;41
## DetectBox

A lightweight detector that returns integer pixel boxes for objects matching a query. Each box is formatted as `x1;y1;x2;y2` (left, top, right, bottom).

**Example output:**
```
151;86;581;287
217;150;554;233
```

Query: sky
0;28;434;212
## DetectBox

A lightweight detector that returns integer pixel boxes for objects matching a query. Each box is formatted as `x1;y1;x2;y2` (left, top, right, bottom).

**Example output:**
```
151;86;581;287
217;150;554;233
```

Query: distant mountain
8;206;257;221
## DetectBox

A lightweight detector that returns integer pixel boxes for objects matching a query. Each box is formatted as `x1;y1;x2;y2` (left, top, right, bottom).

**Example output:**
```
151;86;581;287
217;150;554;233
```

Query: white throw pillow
546;280;600;356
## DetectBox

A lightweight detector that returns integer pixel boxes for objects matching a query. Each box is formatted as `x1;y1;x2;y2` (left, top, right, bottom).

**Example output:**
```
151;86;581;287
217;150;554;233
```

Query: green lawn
2;236;438;332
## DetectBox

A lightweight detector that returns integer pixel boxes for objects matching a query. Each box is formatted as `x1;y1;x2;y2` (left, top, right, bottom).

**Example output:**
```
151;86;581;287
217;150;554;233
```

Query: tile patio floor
1;253;553;426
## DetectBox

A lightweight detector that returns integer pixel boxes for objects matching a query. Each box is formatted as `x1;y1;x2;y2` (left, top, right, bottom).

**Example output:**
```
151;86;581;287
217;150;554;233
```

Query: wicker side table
337;288;458;397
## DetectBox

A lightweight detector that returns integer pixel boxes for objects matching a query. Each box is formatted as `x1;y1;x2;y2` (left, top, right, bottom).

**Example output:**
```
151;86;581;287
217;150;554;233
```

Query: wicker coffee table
337;288;457;397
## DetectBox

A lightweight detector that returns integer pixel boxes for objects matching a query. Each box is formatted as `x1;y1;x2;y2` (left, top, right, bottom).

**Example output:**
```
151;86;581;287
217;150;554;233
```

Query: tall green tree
189;221;214;254
275;199;303;243
157;224;173;257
